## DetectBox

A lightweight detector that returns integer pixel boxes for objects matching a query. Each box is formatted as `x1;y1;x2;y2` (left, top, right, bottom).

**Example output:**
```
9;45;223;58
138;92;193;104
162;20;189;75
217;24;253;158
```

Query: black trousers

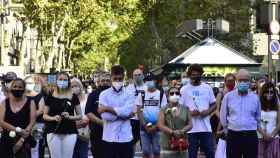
130;119;140;145
90;133;105;158
103;141;133;158
226;130;258;158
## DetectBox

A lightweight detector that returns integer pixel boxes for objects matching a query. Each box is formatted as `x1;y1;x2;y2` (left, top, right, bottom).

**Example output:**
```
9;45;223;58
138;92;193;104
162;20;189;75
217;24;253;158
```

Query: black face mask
11;89;25;98
191;76;201;84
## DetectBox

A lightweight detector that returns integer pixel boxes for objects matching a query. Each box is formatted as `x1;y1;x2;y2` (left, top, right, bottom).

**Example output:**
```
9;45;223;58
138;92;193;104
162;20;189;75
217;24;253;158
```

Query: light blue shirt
99;87;134;143
220;90;261;132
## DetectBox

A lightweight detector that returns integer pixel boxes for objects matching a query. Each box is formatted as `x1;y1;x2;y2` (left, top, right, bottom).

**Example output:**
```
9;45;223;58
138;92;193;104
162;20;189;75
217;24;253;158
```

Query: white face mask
169;95;180;103
87;87;93;94
112;81;123;91
72;87;81;95
6;82;12;90
26;84;35;92
181;78;190;86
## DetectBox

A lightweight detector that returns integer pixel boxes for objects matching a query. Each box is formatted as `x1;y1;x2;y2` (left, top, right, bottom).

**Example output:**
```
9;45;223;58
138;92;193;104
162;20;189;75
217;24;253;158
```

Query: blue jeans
73;139;89;158
188;132;215;158
140;130;160;156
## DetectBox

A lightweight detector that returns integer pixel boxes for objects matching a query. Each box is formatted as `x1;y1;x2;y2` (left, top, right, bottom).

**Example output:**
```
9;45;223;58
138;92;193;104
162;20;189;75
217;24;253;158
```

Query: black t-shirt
85;88;104;137
45;94;80;134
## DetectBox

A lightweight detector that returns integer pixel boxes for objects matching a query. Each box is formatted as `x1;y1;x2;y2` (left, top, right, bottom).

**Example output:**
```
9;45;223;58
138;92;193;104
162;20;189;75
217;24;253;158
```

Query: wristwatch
15;127;22;133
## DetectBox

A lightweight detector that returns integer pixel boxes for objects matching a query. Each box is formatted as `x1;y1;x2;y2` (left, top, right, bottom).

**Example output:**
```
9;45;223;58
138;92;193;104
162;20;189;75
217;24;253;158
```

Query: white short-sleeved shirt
180;83;216;133
257;110;278;138
126;84;147;120
99;87;134;143
136;89;167;125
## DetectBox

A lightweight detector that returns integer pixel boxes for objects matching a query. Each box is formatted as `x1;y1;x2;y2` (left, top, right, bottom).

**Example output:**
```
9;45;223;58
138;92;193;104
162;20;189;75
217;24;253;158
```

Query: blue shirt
99;87;134;143
220;90;261;131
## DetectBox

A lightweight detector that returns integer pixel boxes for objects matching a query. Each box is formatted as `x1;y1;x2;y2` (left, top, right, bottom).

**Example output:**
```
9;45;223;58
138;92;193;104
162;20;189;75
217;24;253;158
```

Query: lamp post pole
267;0;280;81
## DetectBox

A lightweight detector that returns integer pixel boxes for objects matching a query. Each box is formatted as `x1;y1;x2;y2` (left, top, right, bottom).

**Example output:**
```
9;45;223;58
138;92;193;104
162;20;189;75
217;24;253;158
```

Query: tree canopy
19;0;254;76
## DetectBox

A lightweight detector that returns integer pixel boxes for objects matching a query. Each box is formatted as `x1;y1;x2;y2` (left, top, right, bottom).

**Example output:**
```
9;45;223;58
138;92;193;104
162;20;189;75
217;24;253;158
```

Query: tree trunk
45;14;68;72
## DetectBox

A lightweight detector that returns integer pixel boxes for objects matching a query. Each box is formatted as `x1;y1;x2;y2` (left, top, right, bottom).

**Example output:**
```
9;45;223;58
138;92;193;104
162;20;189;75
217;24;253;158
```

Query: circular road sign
270;39;280;54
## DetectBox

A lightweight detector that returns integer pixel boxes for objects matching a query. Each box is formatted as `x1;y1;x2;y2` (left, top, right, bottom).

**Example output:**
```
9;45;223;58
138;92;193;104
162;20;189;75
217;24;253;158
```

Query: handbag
215;138;227;158
170;136;189;151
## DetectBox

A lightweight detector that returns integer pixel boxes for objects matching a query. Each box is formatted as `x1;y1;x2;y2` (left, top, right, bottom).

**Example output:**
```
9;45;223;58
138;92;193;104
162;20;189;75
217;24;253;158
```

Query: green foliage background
20;0;254;75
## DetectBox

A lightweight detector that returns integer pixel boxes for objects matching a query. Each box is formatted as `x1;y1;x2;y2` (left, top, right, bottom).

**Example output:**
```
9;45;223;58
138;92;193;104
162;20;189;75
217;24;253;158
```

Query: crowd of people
0;64;279;158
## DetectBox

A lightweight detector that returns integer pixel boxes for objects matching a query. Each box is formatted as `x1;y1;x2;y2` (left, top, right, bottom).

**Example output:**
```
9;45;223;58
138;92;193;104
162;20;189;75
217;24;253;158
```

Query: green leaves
20;0;254;75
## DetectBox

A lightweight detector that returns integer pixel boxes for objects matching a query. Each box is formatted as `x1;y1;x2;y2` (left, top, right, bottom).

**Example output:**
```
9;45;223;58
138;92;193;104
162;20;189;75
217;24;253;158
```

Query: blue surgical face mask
146;81;155;89
135;75;144;85
57;80;69;89
237;81;250;93
181;78;190;86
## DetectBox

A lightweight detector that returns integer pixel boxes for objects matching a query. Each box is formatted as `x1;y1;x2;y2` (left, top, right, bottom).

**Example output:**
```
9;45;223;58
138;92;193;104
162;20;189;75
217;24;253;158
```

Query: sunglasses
169;92;180;96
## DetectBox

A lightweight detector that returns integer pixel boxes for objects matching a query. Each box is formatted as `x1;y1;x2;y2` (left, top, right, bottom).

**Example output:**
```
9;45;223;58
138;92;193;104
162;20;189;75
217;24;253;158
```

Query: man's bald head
236;69;250;82
133;69;143;76
133;68;144;85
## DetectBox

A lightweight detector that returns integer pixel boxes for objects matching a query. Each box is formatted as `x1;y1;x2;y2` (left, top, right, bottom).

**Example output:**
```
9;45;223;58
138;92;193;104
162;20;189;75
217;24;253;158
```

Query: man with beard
85;73;111;158
98;65;135;158
180;64;217;158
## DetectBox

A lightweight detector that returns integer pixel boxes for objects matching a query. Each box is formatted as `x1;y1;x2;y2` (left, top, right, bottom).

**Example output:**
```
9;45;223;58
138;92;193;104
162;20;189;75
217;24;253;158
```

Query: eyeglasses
169;92;180;96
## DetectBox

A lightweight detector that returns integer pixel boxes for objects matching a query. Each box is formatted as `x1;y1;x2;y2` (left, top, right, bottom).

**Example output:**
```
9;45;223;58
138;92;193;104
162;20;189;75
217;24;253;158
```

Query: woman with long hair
71;78;90;158
0;78;36;158
157;87;192;158
43;72;82;158
215;73;236;158
257;82;280;158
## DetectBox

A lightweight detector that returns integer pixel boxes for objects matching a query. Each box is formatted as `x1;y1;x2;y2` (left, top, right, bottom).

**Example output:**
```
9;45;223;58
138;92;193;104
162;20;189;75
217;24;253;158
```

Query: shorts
140;130;160;156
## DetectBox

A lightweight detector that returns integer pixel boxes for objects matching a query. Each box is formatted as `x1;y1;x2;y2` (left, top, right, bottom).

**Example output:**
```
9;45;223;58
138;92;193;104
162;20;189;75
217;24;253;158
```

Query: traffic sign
270;20;280;34
270;40;280;54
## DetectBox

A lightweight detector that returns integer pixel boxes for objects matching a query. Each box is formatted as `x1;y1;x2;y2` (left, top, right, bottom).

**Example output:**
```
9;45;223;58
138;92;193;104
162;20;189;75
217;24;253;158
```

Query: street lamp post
265;0;280;81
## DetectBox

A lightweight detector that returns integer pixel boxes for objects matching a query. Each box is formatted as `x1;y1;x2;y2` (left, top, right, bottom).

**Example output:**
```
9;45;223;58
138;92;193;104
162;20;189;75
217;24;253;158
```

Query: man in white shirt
126;69;147;151
136;72;167;158
180;64;216;158
98;65;135;158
